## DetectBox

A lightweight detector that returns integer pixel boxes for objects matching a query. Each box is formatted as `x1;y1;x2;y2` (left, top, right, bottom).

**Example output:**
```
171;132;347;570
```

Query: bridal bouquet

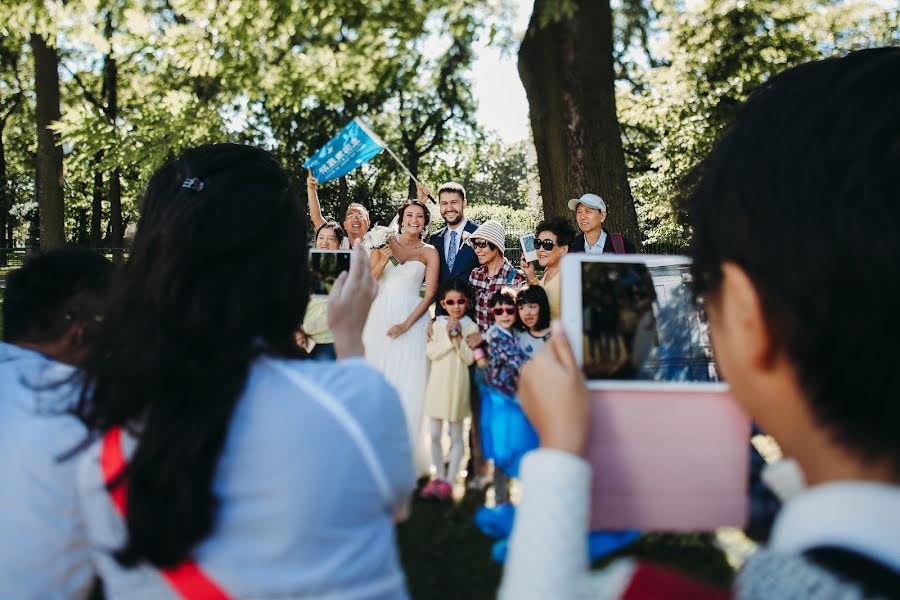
364;224;399;266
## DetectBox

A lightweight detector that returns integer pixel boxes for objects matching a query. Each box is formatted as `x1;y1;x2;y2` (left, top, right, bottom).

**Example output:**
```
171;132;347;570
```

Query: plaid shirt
468;260;525;333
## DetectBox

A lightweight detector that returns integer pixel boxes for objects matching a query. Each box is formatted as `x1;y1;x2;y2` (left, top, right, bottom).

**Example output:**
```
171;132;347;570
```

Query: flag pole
354;118;437;204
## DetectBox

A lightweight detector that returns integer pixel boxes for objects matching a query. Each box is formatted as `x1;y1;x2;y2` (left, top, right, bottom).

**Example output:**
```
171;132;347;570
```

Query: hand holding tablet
544;254;750;531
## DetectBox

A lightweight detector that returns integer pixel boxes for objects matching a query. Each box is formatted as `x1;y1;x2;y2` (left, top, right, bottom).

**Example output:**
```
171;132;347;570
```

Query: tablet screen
309;250;351;296
580;261;720;382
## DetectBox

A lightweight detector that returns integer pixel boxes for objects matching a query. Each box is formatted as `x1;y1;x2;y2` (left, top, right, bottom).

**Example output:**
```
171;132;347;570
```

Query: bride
363;199;439;473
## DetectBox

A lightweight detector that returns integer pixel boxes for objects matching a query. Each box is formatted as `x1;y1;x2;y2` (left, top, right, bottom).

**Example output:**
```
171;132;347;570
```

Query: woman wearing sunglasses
520;217;577;320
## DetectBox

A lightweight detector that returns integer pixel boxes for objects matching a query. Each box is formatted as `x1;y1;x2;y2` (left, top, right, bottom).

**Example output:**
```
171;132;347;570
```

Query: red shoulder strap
100;427;231;600
611;233;626;254
622;562;728;599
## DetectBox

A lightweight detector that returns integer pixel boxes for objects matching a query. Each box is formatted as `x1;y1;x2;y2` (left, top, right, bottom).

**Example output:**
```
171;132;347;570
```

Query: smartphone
519;234;538;263
561;254;749;531
308;249;351;296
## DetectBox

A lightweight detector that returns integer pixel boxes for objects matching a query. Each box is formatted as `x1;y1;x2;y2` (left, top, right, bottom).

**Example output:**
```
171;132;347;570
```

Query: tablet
561;254;749;531
309;249;351;296
560;254;721;390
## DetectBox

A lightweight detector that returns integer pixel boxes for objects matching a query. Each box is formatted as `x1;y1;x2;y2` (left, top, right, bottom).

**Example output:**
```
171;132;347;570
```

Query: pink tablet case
587;388;750;531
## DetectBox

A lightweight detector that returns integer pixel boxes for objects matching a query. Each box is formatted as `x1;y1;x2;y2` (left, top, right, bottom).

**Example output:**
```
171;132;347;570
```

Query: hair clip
182;177;205;192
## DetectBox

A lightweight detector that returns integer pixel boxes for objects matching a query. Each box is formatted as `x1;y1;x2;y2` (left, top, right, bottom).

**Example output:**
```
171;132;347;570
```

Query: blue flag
303;118;385;182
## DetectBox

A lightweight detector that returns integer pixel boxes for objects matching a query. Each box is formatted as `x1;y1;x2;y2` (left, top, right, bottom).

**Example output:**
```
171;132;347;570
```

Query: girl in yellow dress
421;280;480;500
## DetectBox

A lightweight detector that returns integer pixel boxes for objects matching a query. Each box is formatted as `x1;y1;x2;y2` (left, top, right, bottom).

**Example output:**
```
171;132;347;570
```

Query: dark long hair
515;284;551;331
73;143;308;568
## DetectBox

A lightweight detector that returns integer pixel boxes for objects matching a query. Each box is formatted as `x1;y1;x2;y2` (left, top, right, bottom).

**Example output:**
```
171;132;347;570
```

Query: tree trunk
76;208;88;246
518;0;641;248
406;152;419;200
337;175;349;219
29;33;66;251
91;162;104;248
104;12;123;255
0;132;7;266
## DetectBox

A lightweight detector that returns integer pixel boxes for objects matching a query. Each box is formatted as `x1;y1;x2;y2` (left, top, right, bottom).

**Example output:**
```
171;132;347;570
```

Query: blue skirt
479;384;539;477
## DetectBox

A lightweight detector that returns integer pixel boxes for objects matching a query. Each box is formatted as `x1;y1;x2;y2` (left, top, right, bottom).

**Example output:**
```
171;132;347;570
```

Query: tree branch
62;63;113;122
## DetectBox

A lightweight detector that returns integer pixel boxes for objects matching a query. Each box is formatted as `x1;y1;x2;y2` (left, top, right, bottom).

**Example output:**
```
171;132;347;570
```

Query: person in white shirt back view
70;143;413;599
0;247;113;599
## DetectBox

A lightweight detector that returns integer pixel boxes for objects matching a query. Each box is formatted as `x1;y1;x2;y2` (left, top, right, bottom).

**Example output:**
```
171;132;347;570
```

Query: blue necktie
447;230;459;272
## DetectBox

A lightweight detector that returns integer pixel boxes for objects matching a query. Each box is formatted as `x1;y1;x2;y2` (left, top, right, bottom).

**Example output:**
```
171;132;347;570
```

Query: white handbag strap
264;358;394;507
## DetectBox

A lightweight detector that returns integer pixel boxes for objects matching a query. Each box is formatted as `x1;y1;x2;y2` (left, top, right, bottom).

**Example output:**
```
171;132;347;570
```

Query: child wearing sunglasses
482;288;535;506
422;280;480;500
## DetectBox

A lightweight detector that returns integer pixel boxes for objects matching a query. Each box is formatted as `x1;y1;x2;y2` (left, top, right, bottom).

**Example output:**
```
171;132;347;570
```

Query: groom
419;182;480;311
419;181;487;487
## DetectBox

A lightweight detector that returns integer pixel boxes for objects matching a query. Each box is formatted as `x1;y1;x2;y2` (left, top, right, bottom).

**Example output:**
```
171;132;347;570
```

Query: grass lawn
398;489;734;599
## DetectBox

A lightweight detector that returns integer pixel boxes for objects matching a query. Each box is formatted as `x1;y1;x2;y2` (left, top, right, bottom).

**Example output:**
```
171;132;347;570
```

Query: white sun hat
466;219;507;255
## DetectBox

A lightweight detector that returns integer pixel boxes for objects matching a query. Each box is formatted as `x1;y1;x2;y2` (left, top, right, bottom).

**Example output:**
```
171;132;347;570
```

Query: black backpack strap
804;546;900;598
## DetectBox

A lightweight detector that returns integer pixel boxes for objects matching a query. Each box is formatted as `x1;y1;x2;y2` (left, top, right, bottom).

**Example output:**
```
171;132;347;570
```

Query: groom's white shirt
442;218;469;260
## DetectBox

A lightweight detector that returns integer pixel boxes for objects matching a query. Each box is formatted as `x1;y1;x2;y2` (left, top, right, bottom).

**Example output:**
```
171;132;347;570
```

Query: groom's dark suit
429;220;481;286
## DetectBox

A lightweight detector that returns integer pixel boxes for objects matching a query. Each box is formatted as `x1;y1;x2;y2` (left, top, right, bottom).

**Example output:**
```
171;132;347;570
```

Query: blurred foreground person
72;144;414;599
0;247;112;599
501;48;900;599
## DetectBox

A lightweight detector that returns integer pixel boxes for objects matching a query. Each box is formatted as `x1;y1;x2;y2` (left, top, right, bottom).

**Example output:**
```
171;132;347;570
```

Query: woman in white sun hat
466;220;526;333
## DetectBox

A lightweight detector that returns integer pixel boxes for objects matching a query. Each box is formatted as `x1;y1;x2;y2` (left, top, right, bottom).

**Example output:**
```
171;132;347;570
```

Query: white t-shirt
518;330;551;357
0;343;93;600
77;356;414;599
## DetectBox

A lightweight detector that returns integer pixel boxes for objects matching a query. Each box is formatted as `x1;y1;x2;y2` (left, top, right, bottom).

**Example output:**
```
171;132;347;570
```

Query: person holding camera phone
299;222;347;361
500;49;900;599
71;145;415;599
520;216;577;321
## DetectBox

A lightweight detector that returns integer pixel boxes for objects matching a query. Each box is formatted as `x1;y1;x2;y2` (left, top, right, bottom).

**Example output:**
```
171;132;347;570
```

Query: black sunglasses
535;238;560;251
444;298;468;306
491;306;516;316
471;239;494;249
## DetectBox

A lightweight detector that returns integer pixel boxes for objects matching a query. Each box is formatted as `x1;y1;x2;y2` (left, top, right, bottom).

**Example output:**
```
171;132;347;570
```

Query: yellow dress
424;316;479;422
541;270;562;321
302;296;334;344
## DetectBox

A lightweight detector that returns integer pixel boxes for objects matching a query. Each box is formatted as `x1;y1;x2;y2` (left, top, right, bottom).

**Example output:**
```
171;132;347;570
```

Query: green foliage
0;0;508;247
617;0;900;246
456;138;534;210
465;202;541;248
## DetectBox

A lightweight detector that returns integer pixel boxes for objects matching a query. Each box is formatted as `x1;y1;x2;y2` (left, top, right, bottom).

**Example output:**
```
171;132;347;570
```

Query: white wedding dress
363;260;430;473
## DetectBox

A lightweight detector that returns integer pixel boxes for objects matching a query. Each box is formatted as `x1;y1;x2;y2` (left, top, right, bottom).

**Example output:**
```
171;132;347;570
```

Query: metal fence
0;248;127;271
503;241;688;264
0;239;687;272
